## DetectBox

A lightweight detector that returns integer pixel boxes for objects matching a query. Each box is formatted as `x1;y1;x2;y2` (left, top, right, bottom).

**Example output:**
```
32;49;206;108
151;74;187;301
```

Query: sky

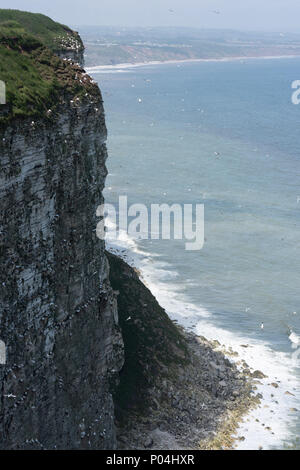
1;0;300;32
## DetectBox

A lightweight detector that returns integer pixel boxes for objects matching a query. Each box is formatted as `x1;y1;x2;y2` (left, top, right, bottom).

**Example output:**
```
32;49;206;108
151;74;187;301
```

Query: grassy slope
107;252;189;421
0;9;83;51
0;12;97;123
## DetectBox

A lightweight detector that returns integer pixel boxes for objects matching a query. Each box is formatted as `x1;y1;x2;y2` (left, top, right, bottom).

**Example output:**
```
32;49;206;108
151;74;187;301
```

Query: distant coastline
85;54;300;72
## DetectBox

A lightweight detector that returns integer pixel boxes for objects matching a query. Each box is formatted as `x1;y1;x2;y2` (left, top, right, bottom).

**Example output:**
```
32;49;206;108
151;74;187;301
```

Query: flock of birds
120;7;296;344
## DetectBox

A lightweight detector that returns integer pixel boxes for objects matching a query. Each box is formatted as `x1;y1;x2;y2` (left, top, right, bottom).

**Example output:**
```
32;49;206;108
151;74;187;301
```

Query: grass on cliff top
0;9;83;51
0;17;98;123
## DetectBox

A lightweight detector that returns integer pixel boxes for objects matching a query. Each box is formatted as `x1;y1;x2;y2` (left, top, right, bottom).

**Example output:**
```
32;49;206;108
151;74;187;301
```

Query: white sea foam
193;323;300;450
105;218;300;450
289;330;300;349
86;55;300;74
92;69;130;74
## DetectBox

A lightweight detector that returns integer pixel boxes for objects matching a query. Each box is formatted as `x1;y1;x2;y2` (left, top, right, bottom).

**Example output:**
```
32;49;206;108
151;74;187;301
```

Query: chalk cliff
0;11;123;449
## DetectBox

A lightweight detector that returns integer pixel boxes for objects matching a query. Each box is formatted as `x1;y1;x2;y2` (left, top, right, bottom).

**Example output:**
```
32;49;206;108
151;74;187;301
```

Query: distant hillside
0;9;83;51
80;26;300;66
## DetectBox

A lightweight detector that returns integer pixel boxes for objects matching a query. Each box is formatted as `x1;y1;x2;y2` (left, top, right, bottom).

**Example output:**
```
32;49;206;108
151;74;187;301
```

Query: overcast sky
2;0;300;32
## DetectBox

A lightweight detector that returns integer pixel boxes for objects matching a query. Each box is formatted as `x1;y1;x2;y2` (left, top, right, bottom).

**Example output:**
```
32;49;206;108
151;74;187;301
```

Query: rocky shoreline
117;329;262;450
107;252;263;450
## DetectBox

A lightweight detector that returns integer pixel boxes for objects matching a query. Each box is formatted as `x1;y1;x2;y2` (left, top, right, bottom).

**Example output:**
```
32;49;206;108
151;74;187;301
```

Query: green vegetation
0;10;96;123
107;252;189;422
0;9;83;51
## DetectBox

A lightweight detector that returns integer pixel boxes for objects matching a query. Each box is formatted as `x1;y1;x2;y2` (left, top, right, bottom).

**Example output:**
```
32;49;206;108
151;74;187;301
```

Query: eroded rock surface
0;93;123;449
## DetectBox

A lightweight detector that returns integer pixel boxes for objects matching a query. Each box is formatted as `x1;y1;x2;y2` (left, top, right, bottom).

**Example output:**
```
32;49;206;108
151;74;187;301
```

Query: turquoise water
88;58;300;449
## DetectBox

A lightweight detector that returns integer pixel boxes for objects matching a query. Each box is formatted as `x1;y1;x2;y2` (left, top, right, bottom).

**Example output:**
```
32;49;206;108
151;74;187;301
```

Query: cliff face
0;10;259;451
0;71;123;449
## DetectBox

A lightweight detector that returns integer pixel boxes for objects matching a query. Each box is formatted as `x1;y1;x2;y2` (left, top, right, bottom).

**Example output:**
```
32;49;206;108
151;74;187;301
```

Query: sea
85;53;300;449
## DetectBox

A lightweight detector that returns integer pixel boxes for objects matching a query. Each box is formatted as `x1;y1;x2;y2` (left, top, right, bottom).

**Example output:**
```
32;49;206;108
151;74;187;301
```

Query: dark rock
251;370;267;379
144;437;153;448
271;383;279;388
0;39;124;449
